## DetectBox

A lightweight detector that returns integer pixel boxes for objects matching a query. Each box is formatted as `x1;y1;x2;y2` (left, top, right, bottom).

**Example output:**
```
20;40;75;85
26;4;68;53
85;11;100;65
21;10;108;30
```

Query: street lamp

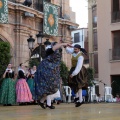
36;31;44;62
27;36;35;54
44;39;51;46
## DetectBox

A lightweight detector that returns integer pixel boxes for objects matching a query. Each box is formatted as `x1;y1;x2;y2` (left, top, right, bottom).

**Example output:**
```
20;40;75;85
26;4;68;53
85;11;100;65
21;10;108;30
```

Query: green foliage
60;61;69;85
0;42;11;79
29;58;39;68
87;67;95;86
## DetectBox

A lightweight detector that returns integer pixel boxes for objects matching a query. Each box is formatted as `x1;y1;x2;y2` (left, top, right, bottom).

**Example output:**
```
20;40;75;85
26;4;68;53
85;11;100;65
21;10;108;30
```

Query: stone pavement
0;103;120;120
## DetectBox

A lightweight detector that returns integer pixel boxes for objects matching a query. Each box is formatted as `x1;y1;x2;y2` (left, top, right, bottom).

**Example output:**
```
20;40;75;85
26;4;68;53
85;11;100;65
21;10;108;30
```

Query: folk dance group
0;40;88;109
0;64;36;106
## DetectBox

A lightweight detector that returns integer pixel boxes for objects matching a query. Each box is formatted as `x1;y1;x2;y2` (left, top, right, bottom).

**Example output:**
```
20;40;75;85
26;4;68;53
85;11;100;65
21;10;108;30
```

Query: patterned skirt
34;59;61;100
0;78;16;105
16;79;33;103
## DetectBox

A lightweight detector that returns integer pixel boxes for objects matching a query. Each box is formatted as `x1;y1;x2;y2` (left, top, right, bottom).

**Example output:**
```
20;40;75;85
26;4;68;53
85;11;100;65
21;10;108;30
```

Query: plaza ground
0;103;120;120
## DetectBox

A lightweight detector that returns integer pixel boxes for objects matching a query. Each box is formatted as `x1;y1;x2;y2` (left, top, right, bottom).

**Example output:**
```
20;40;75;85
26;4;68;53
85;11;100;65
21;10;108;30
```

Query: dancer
0;64;16;106
66;44;88;107
34;42;69;109
16;69;33;105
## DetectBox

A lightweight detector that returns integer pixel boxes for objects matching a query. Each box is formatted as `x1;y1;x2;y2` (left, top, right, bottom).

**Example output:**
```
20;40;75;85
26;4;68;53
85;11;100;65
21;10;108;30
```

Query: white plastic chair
63;86;72;103
105;86;112;102
88;86;96;102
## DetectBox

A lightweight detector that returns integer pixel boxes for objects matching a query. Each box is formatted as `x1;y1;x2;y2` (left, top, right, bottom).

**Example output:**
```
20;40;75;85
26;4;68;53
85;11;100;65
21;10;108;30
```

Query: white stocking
75;92;79;98
78;89;83;103
47;90;60;106
47;95;52;106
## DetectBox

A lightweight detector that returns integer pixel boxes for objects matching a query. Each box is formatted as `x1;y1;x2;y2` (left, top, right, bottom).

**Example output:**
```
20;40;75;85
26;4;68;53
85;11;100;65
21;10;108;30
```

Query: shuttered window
113;0;119;12
74;33;80;43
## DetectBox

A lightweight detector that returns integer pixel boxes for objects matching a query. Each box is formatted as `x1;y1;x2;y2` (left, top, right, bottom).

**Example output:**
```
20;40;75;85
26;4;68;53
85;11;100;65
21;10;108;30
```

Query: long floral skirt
16;79;33;103
0;78;16;105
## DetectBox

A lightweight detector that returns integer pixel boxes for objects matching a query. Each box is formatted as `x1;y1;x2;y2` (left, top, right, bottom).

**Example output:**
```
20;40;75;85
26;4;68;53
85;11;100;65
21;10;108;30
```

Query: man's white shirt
66;47;84;77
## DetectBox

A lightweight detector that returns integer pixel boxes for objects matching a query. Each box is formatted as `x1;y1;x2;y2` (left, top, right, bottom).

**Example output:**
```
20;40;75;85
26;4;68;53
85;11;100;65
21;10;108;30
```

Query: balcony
111;11;120;23
109;49;120;61
8;0;62;18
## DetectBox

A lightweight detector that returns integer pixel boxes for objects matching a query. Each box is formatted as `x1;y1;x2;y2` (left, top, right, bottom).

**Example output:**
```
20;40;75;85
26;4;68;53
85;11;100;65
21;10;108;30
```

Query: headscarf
74;44;87;56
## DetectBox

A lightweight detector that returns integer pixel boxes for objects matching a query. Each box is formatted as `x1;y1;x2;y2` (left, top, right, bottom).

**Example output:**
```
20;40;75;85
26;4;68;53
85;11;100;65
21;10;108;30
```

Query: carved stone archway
0;34;14;65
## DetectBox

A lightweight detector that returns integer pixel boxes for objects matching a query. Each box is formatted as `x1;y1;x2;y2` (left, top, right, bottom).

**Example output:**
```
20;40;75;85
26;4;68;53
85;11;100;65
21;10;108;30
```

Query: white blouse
18;67;25;73
6;68;13;73
31;69;36;75
66;47;84;77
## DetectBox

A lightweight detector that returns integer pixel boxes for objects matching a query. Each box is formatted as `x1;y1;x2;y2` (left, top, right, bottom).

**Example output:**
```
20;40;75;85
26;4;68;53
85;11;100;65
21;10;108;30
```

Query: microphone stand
98;80;107;102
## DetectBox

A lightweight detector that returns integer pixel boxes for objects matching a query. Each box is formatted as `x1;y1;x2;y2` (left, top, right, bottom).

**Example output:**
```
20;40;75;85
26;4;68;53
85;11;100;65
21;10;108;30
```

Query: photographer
0;64;16;106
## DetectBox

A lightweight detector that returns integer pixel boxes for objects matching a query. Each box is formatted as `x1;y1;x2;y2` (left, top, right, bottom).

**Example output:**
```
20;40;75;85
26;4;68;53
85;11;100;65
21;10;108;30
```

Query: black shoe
46;105;55;109
7;104;12;106
74;97;79;103
38;102;46;109
19;103;27;106
75;102;82;107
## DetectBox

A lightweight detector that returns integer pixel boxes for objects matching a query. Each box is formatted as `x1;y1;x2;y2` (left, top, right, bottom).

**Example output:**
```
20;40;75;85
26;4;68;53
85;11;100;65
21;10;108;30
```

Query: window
112;0;120;22
74;33;79;43
58;7;62;18
93;29;98;51
92;5;97;28
113;0;119;12
112;31;120;60
94;53;98;74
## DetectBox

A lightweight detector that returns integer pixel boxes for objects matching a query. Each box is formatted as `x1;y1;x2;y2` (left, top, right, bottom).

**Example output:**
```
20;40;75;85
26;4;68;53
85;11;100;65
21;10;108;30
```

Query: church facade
0;0;78;70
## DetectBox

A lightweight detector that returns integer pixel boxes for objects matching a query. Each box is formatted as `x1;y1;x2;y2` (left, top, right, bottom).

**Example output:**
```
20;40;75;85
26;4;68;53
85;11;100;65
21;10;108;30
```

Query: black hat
74;44;87;56
74;44;81;49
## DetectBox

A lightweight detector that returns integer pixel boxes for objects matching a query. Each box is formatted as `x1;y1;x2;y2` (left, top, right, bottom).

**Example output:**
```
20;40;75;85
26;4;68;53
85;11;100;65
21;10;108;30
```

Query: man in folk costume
66;44;88;107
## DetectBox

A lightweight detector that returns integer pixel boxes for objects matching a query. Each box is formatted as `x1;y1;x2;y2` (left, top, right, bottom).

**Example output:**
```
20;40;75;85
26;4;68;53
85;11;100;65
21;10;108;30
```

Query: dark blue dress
34;48;62;100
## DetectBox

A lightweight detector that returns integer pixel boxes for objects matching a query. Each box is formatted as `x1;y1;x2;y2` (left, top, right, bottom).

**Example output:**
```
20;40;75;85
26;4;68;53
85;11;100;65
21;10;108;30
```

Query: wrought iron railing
109;49;120;61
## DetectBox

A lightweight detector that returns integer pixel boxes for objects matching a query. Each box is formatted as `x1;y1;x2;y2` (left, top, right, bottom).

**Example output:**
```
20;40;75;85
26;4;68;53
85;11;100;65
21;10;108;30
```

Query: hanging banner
43;2;58;36
0;0;8;23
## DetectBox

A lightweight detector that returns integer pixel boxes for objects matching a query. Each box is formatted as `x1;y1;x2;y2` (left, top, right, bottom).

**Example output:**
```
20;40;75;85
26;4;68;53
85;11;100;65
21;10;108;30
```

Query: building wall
0;0;78;70
97;0;120;96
